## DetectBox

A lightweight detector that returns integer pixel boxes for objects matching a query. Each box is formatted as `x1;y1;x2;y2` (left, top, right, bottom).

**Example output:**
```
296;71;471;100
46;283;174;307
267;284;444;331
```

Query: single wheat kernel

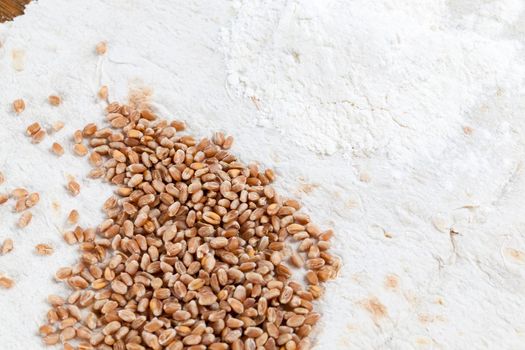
63;231;77;245
14;198;26;212
96;41;107;55
1;238;13;255
36;244;54;256
60;327;75;341
26;192;40;208
11;188;28;198
48;95;61;106
82;123;97;137
0;194;7;205
290;253;304;268
39;324;55;336
42;333;59;345
55;267;72;280
223;135;234;149
0;274;14;289
68;276;88;289
13;99;25;114
98;86;108;100
265;168;276;181
67;210;79;225
51;142;65;156
0;171;4;185
212;132;225;146
73;130;83;144
26;122;41;136
67;181;80;196
18;211;32;228
73;144;88;157
32;130;46;143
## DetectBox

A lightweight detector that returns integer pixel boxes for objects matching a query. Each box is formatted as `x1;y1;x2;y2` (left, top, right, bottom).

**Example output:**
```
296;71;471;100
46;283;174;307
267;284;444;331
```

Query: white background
1;0;525;349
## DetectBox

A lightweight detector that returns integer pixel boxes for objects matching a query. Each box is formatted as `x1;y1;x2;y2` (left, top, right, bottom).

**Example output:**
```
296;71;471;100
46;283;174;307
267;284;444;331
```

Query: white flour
1;0;525;349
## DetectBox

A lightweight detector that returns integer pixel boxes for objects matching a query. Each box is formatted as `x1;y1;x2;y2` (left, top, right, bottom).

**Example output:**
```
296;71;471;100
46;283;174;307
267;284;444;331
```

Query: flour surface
1;1;525;349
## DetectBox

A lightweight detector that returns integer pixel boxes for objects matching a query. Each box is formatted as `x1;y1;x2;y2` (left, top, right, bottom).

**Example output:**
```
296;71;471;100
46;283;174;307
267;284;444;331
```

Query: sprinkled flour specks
2;1;525;349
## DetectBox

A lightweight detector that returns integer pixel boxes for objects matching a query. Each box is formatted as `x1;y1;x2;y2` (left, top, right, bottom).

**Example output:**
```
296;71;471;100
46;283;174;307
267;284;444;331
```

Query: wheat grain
0;273;14;289
26;122;41;136
37;100;339;350
36;244;54;256
67;180;80;196
18;211;32;228
98;85;108;100
25;192;40;208
48;95;61;106
67;209;79;225
13;99;25;114
51;142;65;156
73;144;88;156
32;129;46;143
1;238;13;255
95;41;107;55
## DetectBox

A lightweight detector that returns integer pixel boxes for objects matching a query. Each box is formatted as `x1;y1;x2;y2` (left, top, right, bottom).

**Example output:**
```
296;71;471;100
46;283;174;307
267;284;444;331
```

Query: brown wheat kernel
48;296;64;307
26;192;40;208
202;211;221;225
67;180;80;196
0;194;7;205
13;99;25;114
32;129;46;143
68;276;88;289
51;142;65;156
0;274;14;289
82;123;97;137
223;135;234;149
290;252;304;268
88;168;104;179
110;116;128;128
36;244;54;256
39;324;55;336
98;86;108;100
1;238;13;255
88;152;102;167
42;333;59;345
14;198;26;212
60;327;75;342
11;188;28;199
26;122;41;136
67;210;79;225
49;95;61;106
18;211;32;228
73;130;83;144
95;41;107;55
212;131;224;146
73;144;88;156
55;267;72;280
59;317;76;328
265;168;276;182
0;171;4;185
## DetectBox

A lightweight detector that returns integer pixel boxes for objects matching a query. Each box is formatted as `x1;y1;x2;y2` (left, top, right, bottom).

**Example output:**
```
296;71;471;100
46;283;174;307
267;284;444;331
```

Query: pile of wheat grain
38;100;340;350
